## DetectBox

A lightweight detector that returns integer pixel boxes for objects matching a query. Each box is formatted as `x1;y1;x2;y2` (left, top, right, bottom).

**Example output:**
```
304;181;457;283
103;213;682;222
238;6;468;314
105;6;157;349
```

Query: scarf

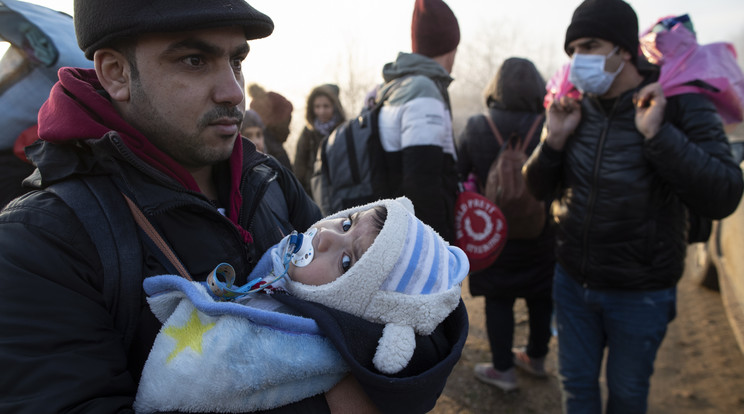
313;115;339;136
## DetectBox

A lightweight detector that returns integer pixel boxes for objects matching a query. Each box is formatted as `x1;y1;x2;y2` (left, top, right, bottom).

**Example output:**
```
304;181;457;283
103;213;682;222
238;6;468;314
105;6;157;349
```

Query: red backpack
483;114;546;239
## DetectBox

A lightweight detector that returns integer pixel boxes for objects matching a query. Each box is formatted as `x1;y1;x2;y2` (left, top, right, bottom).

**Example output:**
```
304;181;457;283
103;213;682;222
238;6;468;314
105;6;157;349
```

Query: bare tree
449;20;563;136
330;38;381;118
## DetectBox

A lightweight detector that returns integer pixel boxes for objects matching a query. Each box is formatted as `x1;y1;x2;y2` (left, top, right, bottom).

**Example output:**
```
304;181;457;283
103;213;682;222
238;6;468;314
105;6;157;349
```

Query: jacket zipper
579;100;619;283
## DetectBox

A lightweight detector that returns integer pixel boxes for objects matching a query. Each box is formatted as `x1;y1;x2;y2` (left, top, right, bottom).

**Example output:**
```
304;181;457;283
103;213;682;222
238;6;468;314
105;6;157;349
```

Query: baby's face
288;208;381;286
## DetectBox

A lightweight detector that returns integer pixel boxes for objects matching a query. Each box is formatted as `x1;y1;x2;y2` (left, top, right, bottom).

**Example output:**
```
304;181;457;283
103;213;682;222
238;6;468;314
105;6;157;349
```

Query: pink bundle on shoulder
640;15;744;125
543;14;744;126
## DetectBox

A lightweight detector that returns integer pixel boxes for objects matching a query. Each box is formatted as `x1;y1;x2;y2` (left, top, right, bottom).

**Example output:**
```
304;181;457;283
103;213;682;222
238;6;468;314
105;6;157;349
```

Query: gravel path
432;247;744;413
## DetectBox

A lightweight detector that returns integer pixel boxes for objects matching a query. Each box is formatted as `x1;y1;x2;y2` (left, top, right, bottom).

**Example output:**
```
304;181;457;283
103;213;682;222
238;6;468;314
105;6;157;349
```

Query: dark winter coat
0;135;324;413
456;57;554;298
0;68;466;413
263;127;293;171
456;109;554;298
524;69;744;291
295;126;326;195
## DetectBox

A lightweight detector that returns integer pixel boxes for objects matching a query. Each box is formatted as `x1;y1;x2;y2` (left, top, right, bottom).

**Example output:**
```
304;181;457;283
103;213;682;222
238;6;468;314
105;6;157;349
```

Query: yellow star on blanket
163;309;215;363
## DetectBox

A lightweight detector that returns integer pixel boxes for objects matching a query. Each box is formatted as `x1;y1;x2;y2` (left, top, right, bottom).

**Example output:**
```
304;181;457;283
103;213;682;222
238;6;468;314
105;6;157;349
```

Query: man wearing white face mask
523;0;744;413
568;45;624;96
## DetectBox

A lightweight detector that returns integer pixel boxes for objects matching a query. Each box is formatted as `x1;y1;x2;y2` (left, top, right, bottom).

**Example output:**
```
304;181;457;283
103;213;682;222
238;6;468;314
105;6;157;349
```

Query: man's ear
619;47;633;63
94;48;131;102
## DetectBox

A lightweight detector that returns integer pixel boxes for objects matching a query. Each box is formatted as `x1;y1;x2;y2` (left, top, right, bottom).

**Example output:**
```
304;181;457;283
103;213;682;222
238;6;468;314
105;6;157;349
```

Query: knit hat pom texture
411;0;460;58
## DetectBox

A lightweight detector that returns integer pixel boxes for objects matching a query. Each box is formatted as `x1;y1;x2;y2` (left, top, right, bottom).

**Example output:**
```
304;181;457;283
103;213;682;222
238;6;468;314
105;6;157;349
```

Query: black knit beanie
74;0;274;59
564;0;639;65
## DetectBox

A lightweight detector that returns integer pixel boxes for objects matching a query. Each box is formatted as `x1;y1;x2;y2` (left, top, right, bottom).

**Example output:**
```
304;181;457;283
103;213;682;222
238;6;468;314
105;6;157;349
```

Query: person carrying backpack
374;0;461;243
0;0;468;412
456;57;555;392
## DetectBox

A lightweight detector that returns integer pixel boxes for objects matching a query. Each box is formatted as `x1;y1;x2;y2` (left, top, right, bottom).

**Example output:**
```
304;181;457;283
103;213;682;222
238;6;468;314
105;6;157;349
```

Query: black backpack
48;176;196;349
48;176;143;350
310;85;398;215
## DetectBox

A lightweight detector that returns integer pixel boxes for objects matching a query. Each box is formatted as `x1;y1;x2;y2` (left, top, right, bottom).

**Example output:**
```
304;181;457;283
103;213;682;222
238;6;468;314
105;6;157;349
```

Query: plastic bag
640;15;744;125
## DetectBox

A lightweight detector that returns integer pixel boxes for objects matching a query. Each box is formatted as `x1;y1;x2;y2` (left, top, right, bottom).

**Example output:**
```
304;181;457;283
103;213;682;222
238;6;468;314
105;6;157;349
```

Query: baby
135;197;469;413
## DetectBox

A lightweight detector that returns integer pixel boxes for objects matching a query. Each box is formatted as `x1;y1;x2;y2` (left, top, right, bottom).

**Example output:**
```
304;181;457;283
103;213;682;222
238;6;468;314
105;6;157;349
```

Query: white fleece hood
285;197;469;373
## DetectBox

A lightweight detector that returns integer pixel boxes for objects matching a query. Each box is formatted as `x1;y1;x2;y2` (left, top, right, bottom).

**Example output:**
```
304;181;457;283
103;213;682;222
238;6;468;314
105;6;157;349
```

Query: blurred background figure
0;0;92;208
294;83;346;196
241;109;265;153
248;83;293;170
375;0;461;243
456;57;554;392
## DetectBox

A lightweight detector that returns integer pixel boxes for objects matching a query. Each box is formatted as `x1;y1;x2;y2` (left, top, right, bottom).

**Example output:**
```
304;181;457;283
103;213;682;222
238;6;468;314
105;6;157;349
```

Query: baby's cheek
287;263;299;281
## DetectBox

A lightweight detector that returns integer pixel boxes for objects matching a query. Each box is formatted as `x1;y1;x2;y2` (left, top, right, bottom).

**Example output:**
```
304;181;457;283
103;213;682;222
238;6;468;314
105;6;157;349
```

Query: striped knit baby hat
285;197;469;373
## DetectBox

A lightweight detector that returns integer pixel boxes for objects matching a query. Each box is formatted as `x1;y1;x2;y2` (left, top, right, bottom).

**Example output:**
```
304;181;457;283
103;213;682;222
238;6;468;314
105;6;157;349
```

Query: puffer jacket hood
35;67;246;229
382;52;453;86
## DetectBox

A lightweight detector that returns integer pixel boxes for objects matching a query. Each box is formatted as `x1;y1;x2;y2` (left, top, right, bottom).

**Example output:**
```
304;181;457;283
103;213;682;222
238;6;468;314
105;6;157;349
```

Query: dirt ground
431;247;744;414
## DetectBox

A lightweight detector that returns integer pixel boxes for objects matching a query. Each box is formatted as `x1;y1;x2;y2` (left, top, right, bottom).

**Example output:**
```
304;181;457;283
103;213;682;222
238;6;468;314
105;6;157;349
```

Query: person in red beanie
248;83;294;170
372;0;460;243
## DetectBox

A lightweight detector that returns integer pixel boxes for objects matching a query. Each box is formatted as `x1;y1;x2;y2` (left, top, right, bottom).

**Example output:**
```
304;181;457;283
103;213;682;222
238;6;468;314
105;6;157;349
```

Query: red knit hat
247;84;293;127
411;0;460;58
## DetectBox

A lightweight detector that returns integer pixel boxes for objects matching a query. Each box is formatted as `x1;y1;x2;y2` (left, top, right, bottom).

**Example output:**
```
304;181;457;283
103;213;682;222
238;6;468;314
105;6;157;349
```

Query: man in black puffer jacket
524;0;744;413
0;1;467;413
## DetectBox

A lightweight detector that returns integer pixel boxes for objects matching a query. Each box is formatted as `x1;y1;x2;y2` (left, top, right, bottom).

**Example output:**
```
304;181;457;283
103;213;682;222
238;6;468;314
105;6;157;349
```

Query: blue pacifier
289;227;316;267
208;228;317;300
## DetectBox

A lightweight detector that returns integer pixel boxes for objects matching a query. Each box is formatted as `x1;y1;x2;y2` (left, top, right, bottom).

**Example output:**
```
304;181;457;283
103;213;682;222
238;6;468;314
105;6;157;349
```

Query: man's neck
190;166;218;201
602;63;644;99
429;49;456;74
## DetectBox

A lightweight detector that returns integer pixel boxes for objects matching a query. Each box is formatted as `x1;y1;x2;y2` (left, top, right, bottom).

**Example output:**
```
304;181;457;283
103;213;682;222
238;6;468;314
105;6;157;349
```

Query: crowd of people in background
1;0;743;413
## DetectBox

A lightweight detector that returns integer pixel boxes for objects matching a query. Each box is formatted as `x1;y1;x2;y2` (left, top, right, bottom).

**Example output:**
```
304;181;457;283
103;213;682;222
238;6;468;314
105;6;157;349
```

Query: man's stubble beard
128;77;243;168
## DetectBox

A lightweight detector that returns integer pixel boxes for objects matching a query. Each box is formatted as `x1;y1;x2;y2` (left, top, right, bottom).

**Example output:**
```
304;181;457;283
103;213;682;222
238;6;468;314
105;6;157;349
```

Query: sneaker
473;363;518;392
512;347;547;377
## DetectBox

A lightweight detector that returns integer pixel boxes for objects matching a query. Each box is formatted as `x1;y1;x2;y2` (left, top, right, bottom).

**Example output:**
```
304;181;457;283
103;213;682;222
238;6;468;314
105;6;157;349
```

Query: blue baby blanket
134;275;347;413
